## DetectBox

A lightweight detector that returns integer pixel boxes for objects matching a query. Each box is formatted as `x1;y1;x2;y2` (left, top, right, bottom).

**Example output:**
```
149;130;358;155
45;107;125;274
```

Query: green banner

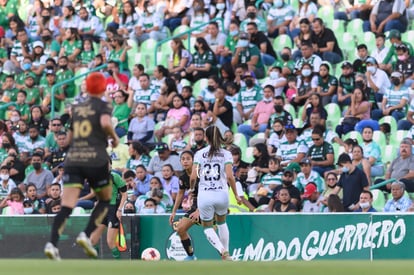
0;214;411;260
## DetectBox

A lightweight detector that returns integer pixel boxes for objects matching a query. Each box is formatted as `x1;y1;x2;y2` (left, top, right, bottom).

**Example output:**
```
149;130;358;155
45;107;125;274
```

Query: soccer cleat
76;232;98;258
221;251;232;261
183;255;197;261
44;242;61;261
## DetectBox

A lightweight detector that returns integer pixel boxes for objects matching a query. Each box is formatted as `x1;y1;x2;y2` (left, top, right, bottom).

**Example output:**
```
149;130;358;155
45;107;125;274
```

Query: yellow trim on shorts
63;183;84;189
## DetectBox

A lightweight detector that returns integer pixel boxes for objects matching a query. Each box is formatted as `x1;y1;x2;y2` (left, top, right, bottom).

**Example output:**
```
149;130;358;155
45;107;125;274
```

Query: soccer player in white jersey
190;126;241;260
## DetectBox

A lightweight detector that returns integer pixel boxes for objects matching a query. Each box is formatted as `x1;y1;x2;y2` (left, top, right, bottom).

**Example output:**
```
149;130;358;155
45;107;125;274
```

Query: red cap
0;27;5;38
86;72;107;95
303;183;317;198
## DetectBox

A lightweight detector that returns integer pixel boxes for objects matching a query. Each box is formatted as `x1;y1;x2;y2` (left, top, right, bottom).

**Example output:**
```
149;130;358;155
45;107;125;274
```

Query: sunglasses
312;137;321;141
327;178;336;181
52;124;61;126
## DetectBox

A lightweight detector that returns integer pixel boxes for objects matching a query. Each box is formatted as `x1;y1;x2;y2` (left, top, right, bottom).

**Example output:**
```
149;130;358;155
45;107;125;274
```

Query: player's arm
117;185;128;217
101;113;119;147
225;163;241;204
169;188;185;225
189;163;198;191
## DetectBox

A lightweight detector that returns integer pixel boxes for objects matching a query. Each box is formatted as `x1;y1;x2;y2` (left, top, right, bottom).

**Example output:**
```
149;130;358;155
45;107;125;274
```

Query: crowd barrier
0;213;412;260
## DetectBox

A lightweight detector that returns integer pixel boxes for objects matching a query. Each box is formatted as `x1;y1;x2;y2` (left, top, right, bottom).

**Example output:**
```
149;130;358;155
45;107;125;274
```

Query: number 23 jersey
66;97;113;167
194;146;233;192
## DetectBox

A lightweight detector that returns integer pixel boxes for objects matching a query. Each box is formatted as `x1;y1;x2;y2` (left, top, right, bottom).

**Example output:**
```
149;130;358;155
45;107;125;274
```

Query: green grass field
2;260;414;275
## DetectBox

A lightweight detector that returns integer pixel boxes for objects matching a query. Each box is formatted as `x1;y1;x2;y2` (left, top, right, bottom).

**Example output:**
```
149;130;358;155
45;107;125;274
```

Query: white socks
204;227;224;254
217;223;230;252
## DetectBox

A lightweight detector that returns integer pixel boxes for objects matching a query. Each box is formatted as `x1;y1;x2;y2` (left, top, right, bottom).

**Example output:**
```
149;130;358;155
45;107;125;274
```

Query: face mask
275;129;283;136
33;162;42;170
141;207;155;214
60;65;68;70
10;116;20;122
247;12;256;19
0;174;9;181
194;5;202;12
392;78;401;86
147;5;155;13
341;166;349;173
359;202;370;209
245;79;254;88
229;30;238;37
263;97;272;103
397;55;407;61
24;207;34;214
274;0;283;8
282;180;292;186
23;63;32;71
270;71;279;80
124;208;135;214
42;35;51;41
274;105;283;113
355;80;364;88
238;39;249;48
300;0;308;3
239;175;247;182
195;139;204;145
2;143;10;149
42;16;50;21
363;139;372;143
207;85;215;92
216;3;225;10
302;69;312;77
194;45;199;51
281;54;290;61
366;66;376;74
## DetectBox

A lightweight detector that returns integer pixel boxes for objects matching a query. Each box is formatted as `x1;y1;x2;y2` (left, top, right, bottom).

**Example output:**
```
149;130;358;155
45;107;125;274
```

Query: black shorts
64;163;110;190
101;205;120;228
183;206;200;225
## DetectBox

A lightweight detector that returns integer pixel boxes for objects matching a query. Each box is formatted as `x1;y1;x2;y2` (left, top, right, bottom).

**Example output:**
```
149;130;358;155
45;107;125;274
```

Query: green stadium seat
138;39;158;73
72;207;86;215
233;133;248;151
379;115;397;134
272;34;293;54
372;130;387;149
284;103;296;119
317;6;334;27
381;144;397;165
361;31;376;52
324;103;341;126
401;30;414;47
346;18;364;37
231;122;238;133
193;78;208;98
172;25;190;37
242;146;255;164
371;189;386;212
390;130;408;147
331;20;345;36
341;32;356;54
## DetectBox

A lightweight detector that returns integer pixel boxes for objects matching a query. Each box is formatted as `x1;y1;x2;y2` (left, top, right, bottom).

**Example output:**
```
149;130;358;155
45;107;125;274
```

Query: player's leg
176;216;196;259
90;224;107;252
199;193;225;255
215;191;231;260
45;184;82;260
106;205;121;259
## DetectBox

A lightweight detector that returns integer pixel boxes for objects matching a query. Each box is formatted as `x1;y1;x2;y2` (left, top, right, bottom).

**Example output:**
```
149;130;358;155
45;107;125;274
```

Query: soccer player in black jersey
169;151;199;260
44;72;119;260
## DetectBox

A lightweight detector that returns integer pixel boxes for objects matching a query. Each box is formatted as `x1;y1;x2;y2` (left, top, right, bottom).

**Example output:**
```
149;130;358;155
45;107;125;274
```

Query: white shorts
197;190;229;222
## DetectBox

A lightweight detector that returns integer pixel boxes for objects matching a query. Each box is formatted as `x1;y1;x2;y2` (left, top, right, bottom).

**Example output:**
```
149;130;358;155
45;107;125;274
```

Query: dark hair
135;164;147;172
327;194;345;212
162;163;174;172
299;18;310;25
123;169;136;179
180;150;194;159
311;126;324;137
195;37;215;56
357;44;367;50
121;1;137;24
164;77;177;96
360;190;373;199
205;126;225;158
144;197;158;205
263;85;275;94
150;176;163;187
2;132;16;148
26;183;37;191
193;127;204;133
108;59;120;68
253;143;270;164
156;65;168;77
130;141;149;156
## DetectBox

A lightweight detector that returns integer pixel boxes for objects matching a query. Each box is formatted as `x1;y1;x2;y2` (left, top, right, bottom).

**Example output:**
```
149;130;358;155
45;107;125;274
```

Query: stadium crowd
0;0;414;215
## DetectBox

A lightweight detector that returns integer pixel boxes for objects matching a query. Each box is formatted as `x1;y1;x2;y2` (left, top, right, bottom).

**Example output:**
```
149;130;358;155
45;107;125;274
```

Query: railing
154;18;224;67
50;64;108;118
369;178;396;190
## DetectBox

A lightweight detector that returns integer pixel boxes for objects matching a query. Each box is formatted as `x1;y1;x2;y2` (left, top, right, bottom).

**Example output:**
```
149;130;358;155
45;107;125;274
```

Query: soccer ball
141;247;161;261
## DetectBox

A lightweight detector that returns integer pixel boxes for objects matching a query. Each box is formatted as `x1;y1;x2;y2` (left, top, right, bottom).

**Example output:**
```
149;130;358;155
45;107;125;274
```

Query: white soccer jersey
194;146;233;192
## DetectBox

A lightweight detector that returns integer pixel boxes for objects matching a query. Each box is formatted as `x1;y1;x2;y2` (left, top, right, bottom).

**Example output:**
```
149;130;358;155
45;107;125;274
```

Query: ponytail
205;126;224;158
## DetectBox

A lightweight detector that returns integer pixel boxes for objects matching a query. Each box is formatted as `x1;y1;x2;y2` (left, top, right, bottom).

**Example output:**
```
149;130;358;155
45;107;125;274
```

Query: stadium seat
361;31;376;52
371;189;386;212
331;20;345;36
372;130;387;149
272;34;293;54
389;130;408;147
284;103;296;119
193;78;208;98
231;122;238;134
341;32;356;54
324;103;341;126
138;39;158;73
161;133;174;145
343;130;363;144
317;6;334;27
172;25;190;38
242;146;255;164
401;30;414;48
346;18;364;38
233;133;248;151
72;207;86;215
293;118;303;128
379;116;397;134
381;144;397;165
1;206;11;215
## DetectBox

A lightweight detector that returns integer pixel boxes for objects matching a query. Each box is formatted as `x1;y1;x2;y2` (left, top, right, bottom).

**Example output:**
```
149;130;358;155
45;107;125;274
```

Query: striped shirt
295;170;325;193
133;88;159;109
237;85;263;113
384;86;409;109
